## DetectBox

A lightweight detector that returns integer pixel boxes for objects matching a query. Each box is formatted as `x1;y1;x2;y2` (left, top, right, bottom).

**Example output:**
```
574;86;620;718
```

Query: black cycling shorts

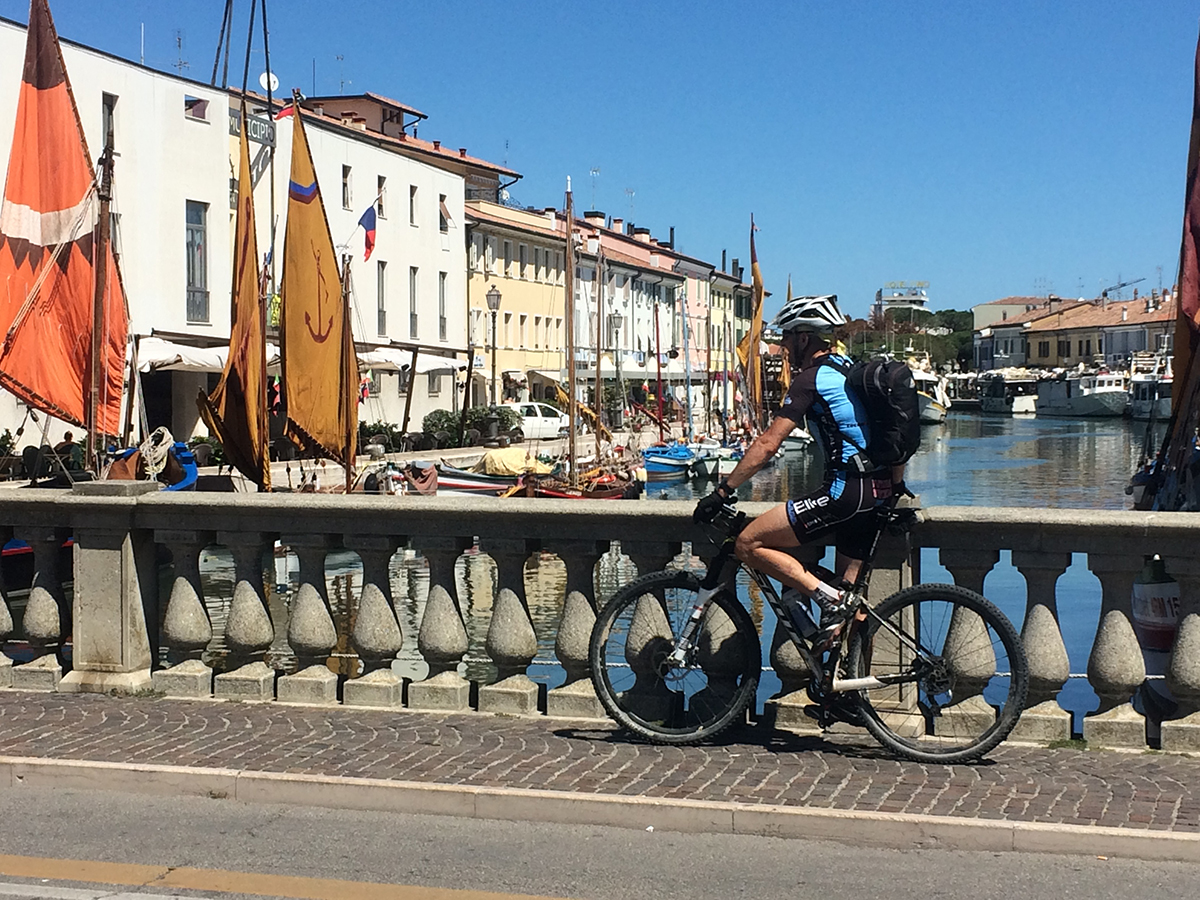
785;473;893;559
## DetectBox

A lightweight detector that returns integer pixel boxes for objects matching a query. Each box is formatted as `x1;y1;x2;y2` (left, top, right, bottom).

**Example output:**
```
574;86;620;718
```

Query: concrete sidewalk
0;692;1197;861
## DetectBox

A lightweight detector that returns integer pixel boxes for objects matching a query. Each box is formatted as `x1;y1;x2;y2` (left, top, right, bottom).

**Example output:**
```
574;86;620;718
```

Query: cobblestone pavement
0;692;1197;833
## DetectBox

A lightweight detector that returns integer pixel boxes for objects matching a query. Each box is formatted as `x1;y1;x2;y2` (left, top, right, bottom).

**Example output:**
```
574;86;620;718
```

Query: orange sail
0;0;128;434
197;107;271;491
280;92;356;470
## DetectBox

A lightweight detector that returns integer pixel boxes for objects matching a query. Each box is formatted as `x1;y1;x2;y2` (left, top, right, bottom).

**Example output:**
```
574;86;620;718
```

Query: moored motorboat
642;442;696;479
1035;372;1128;417
1129;352;1172;421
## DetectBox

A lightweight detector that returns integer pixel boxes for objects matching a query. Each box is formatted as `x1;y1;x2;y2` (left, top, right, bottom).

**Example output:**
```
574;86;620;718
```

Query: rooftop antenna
173;30;189;75
1158;264;1164;292
337;54;349;94
589;167;600;208
140;22;144;65
504;139;509;168
624;187;635;220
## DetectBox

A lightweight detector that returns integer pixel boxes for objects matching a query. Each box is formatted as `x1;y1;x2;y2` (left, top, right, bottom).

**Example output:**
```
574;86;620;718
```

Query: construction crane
1100;277;1145;300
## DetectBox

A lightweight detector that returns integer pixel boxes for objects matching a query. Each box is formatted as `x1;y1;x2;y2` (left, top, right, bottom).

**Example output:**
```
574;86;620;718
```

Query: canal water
192;412;1164;733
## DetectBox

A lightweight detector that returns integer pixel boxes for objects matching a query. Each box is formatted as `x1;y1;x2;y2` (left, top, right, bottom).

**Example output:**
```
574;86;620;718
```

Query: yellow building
464;201;567;406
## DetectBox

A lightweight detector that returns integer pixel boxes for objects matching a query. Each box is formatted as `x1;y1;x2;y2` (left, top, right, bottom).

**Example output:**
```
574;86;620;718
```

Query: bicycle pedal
804;700;866;729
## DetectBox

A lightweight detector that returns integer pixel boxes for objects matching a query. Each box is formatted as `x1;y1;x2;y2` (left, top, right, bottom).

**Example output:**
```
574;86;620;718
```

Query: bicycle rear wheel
589;569;760;744
846;583;1028;764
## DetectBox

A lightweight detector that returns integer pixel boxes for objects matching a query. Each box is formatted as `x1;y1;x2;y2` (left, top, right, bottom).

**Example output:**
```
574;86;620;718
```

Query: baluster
765;545;823;733
1162;558;1200;751
342;534;403;708
0;525;12;688
478;537;539;714
936;549;1000;736
1009;550;1071;742
545;540;607;719
625;541;681;578
213;531;276;701
277;534;338;705
1084;554;1147;749
408;538;471;710
151;530;216;698
11;527;70;690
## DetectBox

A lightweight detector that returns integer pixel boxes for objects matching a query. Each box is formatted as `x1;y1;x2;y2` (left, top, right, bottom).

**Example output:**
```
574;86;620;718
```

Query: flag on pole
358;205;377;261
736;215;765;430
274;104;294;120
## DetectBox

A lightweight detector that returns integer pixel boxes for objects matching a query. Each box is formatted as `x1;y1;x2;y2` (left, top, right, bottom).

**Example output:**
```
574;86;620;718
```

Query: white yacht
1128;352;1172;422
980;370;1038;415
1035;372;1129;417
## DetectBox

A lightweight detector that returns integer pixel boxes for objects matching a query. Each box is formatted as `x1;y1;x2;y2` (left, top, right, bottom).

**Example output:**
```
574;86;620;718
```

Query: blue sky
3;0;1198;317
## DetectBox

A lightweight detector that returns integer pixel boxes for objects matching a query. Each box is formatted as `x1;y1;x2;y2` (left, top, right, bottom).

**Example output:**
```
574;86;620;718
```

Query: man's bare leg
733;504;822;593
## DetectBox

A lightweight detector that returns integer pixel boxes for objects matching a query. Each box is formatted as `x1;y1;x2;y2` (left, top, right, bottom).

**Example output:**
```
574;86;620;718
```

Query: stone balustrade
0;485;1199;753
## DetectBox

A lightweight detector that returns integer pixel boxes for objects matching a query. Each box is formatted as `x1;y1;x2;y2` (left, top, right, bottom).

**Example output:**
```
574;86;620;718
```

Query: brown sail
279;93;356;472
0;0;128;435
197;106;271;491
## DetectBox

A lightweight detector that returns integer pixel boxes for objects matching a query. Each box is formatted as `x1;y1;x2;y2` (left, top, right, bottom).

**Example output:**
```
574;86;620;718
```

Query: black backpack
824;358;921;468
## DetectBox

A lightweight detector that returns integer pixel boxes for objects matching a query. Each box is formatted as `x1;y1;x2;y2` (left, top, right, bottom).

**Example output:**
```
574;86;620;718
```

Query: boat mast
594;246;603;465
87;125;115;468
655;309;665;443
342;254;354;494
682;283;693;442
704;299;712;436
564;179;578;489
723;319;732;442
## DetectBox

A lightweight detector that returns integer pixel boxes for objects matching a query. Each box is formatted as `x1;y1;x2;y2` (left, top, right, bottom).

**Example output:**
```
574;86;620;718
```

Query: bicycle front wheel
589;569;760;744
846;584;1028;764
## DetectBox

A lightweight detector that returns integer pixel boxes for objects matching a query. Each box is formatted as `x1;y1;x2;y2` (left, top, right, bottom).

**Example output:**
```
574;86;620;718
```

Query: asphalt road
0;786;1194;900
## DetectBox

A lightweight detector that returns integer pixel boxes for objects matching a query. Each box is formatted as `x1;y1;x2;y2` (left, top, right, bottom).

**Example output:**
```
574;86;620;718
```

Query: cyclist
693;294;898;647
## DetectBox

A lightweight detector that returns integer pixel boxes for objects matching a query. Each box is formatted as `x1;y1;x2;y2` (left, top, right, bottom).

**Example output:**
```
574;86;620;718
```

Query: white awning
528;369;562;381
137;337;227;373
357;348;465;373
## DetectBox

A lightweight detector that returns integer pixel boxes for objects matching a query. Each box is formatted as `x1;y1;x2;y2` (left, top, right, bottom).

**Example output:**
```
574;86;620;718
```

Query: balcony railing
0;490;1198;753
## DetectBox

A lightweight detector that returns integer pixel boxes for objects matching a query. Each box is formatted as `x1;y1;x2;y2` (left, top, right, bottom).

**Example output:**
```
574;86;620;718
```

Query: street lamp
486;284;502;407
608;311;624;427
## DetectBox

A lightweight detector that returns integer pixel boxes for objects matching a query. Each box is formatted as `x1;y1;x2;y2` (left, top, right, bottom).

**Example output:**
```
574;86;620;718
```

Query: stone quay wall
0;485;1199;753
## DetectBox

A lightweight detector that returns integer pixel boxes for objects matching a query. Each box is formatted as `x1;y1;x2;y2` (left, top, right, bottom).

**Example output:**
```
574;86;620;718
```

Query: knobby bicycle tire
589;568;760;744
846;583;1029;764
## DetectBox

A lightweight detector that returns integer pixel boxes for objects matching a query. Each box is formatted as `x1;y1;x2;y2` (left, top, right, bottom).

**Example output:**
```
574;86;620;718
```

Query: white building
0;16;514;449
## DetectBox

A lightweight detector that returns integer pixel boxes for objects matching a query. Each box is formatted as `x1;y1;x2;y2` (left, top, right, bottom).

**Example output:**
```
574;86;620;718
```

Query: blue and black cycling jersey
775;353;871;498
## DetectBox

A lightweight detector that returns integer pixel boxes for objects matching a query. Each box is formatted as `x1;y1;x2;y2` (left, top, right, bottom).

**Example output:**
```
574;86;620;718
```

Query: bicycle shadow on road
551;723;1000;768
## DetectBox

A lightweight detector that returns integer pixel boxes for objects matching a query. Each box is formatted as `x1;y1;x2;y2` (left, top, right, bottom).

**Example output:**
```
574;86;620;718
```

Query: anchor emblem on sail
305;240;334;343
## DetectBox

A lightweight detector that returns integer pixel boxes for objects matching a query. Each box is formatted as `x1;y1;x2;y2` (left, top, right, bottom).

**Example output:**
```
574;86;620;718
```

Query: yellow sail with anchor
279;91;356;470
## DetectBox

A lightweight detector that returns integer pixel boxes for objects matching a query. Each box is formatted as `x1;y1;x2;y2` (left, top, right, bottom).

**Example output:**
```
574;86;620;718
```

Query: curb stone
1;756;1197;863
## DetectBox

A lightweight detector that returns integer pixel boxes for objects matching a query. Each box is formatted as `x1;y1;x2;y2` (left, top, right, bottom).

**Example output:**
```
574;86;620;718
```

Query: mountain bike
588;497;1028;764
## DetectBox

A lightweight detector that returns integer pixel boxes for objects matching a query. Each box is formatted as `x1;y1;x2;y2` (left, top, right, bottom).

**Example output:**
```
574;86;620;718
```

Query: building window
1085;339;1092;357
428;371;442;396
409;266;419;339
409;185;417;225
183;95;208;121
438;193;449;233
503;241;512;277
185;200;208;323
101;92;118;146
533;315;542;348
555;251;563;284
519;244;528;279
486;236;496;274
1057;340;1069;358
503;311;512;348
341;165;352;210
376;260;387;335
469;307;484;347
377;176;386;218
438;271;447;341
470;233;483;271
519;313;528;348
555;317;563;350
1078;340;1084;357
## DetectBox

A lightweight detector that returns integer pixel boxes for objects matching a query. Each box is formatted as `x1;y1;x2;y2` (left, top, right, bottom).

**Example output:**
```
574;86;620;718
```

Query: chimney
545;209;557;227
731;258;740;281
584;210;605;227
669;226;675;248
1122;306;1128;322
633;227;651;244
721;250;727;272
433;140;440;150
459;148;467;158
611;216;623;233
1048;296;1061;313
626;221;635;236
587;236;599;254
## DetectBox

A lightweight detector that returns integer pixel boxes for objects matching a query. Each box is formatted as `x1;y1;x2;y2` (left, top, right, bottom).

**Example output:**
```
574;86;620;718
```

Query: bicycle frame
675;497;935;699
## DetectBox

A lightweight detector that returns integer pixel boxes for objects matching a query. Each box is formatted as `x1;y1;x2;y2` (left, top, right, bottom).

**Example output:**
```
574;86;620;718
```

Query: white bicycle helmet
771;294;846;334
